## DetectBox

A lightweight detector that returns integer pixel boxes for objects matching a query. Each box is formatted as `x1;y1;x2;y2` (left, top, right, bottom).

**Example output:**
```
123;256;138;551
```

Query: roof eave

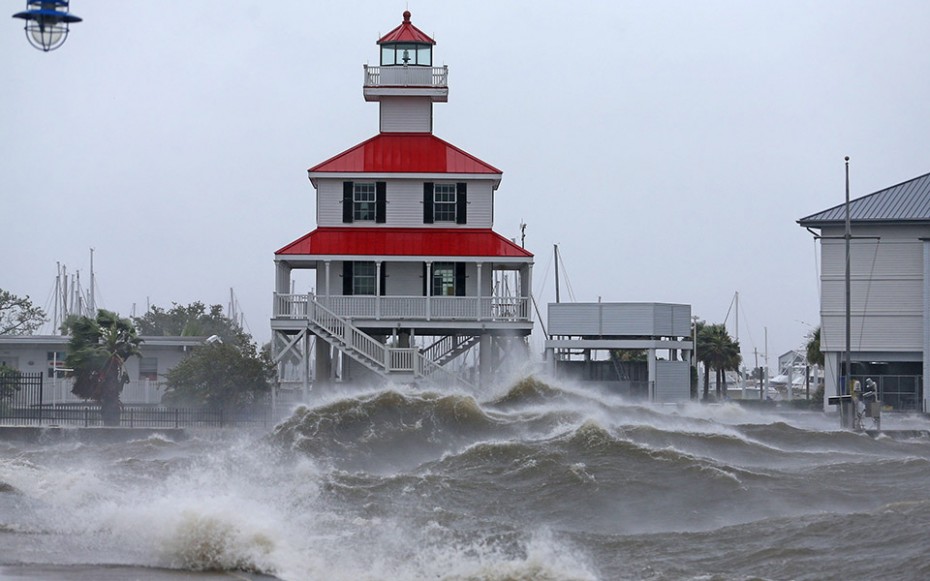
308;170;503;188
798;218;930;229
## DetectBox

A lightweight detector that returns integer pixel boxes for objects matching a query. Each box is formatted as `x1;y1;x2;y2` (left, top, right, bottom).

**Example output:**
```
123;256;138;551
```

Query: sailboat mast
554;244;560;304
89;248;95;314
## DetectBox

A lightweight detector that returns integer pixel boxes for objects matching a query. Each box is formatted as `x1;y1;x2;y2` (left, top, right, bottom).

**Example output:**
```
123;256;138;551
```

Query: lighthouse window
433;184;457;222
381;43;431;66
432;262;456;296
417;46;431;66
353;183;377;221
352;261;377;295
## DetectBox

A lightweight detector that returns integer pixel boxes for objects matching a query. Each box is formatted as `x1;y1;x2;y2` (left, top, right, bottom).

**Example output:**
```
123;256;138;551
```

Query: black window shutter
376;182;387;223
343;182;354;223
342;262;353;295
456;183;467;224
423;182;434;224
422;263;428;296
455;262;466;297
379;263;387;296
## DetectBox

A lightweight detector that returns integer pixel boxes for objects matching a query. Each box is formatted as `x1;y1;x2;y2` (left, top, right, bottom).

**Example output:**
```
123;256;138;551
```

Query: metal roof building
798;170;930;413
799;171;930;226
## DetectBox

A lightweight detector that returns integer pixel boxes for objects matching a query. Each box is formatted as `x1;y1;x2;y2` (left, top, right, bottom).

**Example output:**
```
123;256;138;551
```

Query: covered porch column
647;348;657;401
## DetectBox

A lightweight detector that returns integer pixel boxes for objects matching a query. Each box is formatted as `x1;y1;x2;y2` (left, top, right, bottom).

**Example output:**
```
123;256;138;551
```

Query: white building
798;170;930;411
271;12;534;392
0;335;204;404
544;302;693;403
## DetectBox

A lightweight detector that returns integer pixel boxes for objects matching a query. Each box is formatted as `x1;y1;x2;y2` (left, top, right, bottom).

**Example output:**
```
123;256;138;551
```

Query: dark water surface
2;377;929;580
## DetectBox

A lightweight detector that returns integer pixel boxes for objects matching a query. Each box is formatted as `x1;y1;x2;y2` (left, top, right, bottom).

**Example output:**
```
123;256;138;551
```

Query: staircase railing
422;334;480;366
305;296;473;387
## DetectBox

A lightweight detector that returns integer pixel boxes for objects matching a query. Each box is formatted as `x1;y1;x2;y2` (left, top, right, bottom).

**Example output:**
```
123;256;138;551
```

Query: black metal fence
1;371;272;428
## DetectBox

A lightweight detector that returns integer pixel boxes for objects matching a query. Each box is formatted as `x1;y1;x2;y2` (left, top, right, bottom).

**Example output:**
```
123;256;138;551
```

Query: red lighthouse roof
308;133;502;175
277;228;533;258
378;11;435;45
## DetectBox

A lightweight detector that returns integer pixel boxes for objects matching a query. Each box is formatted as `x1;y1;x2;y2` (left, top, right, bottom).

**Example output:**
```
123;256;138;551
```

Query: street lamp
12;0;81;52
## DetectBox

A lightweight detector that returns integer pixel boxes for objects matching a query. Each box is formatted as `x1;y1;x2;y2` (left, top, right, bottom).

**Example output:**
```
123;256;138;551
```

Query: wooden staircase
305;297;473;387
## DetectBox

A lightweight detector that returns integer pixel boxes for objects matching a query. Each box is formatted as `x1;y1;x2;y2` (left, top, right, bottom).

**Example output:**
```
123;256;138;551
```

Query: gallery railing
273;293;531;323
363;65;448;87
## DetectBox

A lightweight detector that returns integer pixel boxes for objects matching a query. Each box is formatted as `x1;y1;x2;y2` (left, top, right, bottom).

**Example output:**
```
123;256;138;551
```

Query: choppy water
2;375;930;580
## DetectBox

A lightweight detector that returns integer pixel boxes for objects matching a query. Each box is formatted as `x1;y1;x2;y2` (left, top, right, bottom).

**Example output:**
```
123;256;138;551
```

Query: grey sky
3;1;929;368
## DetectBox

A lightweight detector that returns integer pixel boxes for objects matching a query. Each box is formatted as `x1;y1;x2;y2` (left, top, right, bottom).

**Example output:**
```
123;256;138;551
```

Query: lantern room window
381;43;432;66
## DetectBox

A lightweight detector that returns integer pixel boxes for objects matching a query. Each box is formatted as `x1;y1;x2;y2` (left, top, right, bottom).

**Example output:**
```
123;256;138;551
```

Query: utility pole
764;327;768;400
843;156;853;429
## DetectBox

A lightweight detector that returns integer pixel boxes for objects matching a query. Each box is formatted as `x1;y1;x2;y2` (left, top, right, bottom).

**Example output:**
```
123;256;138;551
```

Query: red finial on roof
378;10;436;45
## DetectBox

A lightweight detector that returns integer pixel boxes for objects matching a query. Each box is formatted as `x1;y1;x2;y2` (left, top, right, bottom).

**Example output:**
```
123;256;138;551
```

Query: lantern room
363;10;448;105
378;10;434;66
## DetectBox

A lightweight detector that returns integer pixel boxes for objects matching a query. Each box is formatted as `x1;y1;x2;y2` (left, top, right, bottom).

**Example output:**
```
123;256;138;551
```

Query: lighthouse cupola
364;11;448;131
379;10;433;67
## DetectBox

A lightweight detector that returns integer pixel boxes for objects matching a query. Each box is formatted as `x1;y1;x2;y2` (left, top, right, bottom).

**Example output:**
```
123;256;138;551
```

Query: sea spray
2;374;930;579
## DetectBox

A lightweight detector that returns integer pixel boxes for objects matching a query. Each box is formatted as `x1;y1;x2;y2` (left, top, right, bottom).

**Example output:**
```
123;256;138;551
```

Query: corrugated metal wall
655;360;690;402
819;235;925;351
380;97;432;133
549;303;691;337
821;315;922;351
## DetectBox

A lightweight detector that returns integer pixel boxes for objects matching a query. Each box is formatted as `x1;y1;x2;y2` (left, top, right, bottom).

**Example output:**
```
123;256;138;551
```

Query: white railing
40;377;166;405
274;293;531;323
296;295;473;385
364;65;448;88
422;334;479;364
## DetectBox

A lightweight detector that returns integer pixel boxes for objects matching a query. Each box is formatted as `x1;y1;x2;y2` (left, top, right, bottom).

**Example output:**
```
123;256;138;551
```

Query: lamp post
12;0;81;52
692;315;699;399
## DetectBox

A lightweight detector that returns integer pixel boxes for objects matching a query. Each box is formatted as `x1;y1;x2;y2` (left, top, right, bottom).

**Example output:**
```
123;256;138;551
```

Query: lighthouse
272;11;534;393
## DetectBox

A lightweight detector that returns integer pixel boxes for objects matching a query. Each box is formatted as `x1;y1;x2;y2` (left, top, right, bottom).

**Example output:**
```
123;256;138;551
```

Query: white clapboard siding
820;279;924;313
821;314;923;351
316;178;494;228
315;262;495;298
317;180;343;225
819;232;926;352
380;97;432;133
821;238;923;278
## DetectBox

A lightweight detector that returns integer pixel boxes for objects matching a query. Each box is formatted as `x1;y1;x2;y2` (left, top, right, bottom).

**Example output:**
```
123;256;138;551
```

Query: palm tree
63;310;142;426
805;327;823;367
698;324;741;400
806;327;823;401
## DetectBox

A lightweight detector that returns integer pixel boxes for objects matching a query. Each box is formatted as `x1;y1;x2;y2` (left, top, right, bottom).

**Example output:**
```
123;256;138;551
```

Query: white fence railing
39;378;166;405
296;295;473;387
274;293;531;323
364;65;448;88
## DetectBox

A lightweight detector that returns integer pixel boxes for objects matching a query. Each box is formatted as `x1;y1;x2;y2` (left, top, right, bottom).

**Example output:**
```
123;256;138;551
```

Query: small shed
545;303;693;402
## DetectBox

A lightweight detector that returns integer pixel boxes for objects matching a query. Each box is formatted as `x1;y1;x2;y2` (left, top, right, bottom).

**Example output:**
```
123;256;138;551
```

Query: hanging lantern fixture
12;0;82;52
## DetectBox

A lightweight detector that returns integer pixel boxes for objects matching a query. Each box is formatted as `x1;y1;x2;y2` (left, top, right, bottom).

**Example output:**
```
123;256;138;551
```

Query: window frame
432;183;457;223
352;261;377;296
352;182;377;222
432;262;456;296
